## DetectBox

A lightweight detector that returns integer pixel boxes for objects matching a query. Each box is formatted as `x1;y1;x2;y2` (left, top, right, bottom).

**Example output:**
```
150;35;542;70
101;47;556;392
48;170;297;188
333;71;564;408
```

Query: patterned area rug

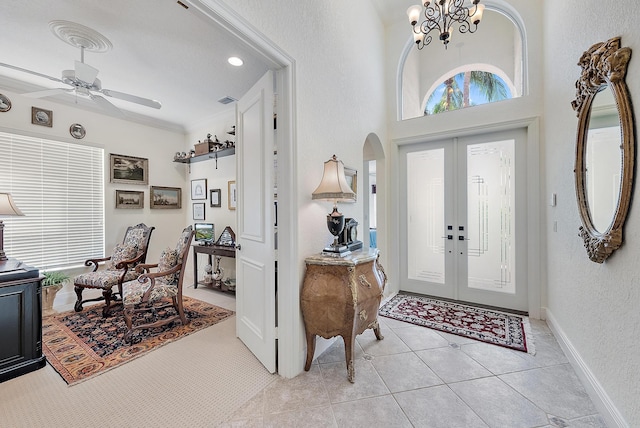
379;294;533;353
42;296;234;385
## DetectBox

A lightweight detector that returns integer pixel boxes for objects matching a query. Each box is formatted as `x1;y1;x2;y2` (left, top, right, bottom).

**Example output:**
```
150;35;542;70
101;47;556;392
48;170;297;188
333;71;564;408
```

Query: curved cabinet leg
342;333;356;383
372;319;384;341
304;330;316;371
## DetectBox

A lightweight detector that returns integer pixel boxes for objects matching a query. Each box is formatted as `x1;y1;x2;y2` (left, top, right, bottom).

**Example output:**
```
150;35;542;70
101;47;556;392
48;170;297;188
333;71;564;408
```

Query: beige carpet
0;282;276;427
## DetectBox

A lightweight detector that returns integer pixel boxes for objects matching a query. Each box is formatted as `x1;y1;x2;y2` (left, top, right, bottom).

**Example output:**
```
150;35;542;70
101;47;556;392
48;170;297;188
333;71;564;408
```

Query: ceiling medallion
49;20;113;53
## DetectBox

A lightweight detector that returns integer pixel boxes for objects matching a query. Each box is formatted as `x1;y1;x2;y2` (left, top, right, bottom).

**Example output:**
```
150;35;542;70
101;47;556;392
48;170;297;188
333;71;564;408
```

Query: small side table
301;248;387;382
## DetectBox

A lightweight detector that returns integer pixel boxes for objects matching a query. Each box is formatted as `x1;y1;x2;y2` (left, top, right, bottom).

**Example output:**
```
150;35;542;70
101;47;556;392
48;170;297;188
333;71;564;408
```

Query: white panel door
400;128;528;312
236;70;276;372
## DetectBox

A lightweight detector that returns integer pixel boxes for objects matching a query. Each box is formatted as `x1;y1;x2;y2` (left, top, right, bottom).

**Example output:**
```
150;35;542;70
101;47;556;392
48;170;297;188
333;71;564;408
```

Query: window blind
0;131;104;270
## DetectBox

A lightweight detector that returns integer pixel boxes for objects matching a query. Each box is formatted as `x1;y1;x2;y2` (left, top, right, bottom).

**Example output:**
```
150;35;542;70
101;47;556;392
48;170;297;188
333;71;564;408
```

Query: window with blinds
0;131;104;270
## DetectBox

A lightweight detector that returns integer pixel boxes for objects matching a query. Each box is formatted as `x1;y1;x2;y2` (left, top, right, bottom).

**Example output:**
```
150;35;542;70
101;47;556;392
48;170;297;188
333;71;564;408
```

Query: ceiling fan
0;20;161;116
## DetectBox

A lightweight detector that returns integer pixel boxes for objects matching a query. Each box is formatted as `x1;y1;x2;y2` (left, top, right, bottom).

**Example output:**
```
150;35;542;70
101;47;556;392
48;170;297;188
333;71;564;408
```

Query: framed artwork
193;202;205;220
228;180;237;210
344;167;357;200
210;188;221;207
69;123;86;139
115;190;144;209
110;153;149;185
150;186;182;209
32;106;53;127
0;93;11;112
191;178;207;200
193;202;204;220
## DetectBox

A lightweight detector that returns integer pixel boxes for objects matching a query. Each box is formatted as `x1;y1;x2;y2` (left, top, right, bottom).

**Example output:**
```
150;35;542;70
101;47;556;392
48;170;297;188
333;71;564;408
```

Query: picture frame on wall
193;202;205;220
150;186;182;209
31;106;53;127
228;180;237;210
210;188;221;207
191;178;207;200
110;153;149;185
115;190;144;209
344;167;357;200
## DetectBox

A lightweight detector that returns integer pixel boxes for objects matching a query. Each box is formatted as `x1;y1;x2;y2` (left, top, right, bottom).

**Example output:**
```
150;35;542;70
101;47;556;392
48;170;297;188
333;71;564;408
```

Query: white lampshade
311;155;356;202
0;193;24;216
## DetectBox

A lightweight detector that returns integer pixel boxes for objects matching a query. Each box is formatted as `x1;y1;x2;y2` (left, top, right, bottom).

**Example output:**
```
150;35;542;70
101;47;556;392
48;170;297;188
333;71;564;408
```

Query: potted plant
42;271;70;316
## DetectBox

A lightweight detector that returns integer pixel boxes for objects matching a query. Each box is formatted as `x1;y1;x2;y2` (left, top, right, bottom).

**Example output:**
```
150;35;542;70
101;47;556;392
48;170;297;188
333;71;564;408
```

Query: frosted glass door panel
466;140;516;294
407;149;445;284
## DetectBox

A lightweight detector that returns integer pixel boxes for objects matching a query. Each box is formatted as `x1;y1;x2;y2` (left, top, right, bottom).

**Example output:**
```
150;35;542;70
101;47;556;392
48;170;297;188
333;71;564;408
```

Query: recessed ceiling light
228;57;244;67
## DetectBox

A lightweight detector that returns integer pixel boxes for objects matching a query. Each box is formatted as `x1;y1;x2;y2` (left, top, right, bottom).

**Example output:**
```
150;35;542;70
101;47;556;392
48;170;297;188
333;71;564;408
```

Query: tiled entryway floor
221;316;605;427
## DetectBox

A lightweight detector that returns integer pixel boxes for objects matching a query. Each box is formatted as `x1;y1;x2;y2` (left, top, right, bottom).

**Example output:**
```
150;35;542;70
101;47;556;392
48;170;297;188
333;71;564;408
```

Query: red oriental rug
42;296;234;385
379;294;533;353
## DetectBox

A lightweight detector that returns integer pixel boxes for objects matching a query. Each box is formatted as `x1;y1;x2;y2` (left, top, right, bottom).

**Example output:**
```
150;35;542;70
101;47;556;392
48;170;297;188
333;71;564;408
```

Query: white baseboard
545;309;629;428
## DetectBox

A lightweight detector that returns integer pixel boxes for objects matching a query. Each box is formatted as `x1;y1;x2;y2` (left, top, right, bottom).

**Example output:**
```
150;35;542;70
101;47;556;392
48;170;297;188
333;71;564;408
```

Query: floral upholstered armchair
73;223;154;317
121;225;194;343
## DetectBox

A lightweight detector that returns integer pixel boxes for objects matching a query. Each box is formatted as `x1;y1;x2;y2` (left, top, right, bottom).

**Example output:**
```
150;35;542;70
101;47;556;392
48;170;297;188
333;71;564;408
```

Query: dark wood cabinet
0;264;46;383
301;249;387;382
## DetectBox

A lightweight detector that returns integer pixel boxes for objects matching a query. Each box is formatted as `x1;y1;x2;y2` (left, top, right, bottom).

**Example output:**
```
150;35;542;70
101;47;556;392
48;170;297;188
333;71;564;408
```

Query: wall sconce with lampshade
312;155;356;255
0;192;25;272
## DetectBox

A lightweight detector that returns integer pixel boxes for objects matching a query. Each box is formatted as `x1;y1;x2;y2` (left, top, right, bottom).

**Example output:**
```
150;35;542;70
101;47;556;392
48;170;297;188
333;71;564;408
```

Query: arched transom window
401;7;524;120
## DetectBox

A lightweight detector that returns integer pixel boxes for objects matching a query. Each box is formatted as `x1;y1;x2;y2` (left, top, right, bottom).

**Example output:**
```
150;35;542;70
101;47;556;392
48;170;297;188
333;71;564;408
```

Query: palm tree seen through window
425;71;511;115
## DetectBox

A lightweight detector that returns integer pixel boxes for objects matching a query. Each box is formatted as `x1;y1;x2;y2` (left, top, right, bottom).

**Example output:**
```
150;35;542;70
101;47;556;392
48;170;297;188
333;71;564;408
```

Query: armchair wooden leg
123;305;134;343
174;296;189;325
102;288;113;317
74;285;84;312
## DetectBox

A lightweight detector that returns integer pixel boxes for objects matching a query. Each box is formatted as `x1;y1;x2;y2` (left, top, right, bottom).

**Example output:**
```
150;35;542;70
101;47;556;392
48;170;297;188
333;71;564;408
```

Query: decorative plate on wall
0;93;11;112
70;123;86;139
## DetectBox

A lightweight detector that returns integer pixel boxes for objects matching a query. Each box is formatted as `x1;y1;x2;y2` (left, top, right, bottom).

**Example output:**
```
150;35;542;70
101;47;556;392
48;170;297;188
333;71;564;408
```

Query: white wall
218;0;388;367
543;1;640;425
0;89;187;265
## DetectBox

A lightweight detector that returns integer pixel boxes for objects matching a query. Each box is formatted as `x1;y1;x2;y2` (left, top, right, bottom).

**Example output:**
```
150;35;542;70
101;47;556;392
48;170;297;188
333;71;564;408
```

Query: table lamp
312;155;356;254
0;192;25;263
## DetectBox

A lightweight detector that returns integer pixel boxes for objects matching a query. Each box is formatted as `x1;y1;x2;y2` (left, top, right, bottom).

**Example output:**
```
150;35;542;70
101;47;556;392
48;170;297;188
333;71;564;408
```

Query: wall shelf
174;147;235;164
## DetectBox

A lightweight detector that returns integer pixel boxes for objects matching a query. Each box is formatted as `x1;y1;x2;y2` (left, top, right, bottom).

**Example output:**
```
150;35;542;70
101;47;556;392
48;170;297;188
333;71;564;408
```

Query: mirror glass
585;87;621;233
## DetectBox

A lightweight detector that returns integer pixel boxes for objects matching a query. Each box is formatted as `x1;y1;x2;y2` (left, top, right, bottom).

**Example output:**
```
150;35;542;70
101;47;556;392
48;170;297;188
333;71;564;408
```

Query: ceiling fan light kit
0;20;161;117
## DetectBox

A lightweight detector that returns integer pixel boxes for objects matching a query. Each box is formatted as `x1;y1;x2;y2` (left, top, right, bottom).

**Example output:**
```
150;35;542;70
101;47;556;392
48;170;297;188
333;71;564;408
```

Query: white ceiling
0;0;414;133
0;0;272;133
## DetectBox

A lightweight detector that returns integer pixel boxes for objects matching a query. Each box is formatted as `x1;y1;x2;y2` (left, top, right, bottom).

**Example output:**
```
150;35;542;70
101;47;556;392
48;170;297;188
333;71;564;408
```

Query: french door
399;128;528;312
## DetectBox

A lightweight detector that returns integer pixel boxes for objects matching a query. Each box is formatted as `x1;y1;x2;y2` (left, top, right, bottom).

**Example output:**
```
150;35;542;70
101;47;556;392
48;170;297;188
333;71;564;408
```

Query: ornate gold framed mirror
572;37;634;263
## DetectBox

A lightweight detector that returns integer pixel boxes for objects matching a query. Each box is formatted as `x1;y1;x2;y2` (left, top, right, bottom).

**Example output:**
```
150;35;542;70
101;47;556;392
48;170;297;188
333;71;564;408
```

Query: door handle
235;244;242;250
442;235;453;240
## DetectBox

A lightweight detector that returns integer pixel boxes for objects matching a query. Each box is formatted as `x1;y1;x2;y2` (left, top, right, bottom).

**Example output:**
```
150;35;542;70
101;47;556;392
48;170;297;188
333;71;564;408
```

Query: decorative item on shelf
223;278;236;291
0;93;12;112
189;149;196;158
212;256;224;286
407;0;484;50
227;125;236;136
0;192;25;269
215;226;236;247
311;155;356;255
203;264;213;284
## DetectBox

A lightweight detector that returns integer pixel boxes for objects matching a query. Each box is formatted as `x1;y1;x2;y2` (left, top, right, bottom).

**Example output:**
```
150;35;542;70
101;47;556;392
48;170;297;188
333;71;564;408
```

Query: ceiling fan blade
100;88;162;109
89;94;125;117
22;88;73;98
74;61;99;84
0;62;65;84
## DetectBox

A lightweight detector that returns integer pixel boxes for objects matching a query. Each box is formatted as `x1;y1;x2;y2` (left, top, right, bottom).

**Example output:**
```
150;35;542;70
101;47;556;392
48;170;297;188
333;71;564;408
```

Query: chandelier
407;0;485;50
